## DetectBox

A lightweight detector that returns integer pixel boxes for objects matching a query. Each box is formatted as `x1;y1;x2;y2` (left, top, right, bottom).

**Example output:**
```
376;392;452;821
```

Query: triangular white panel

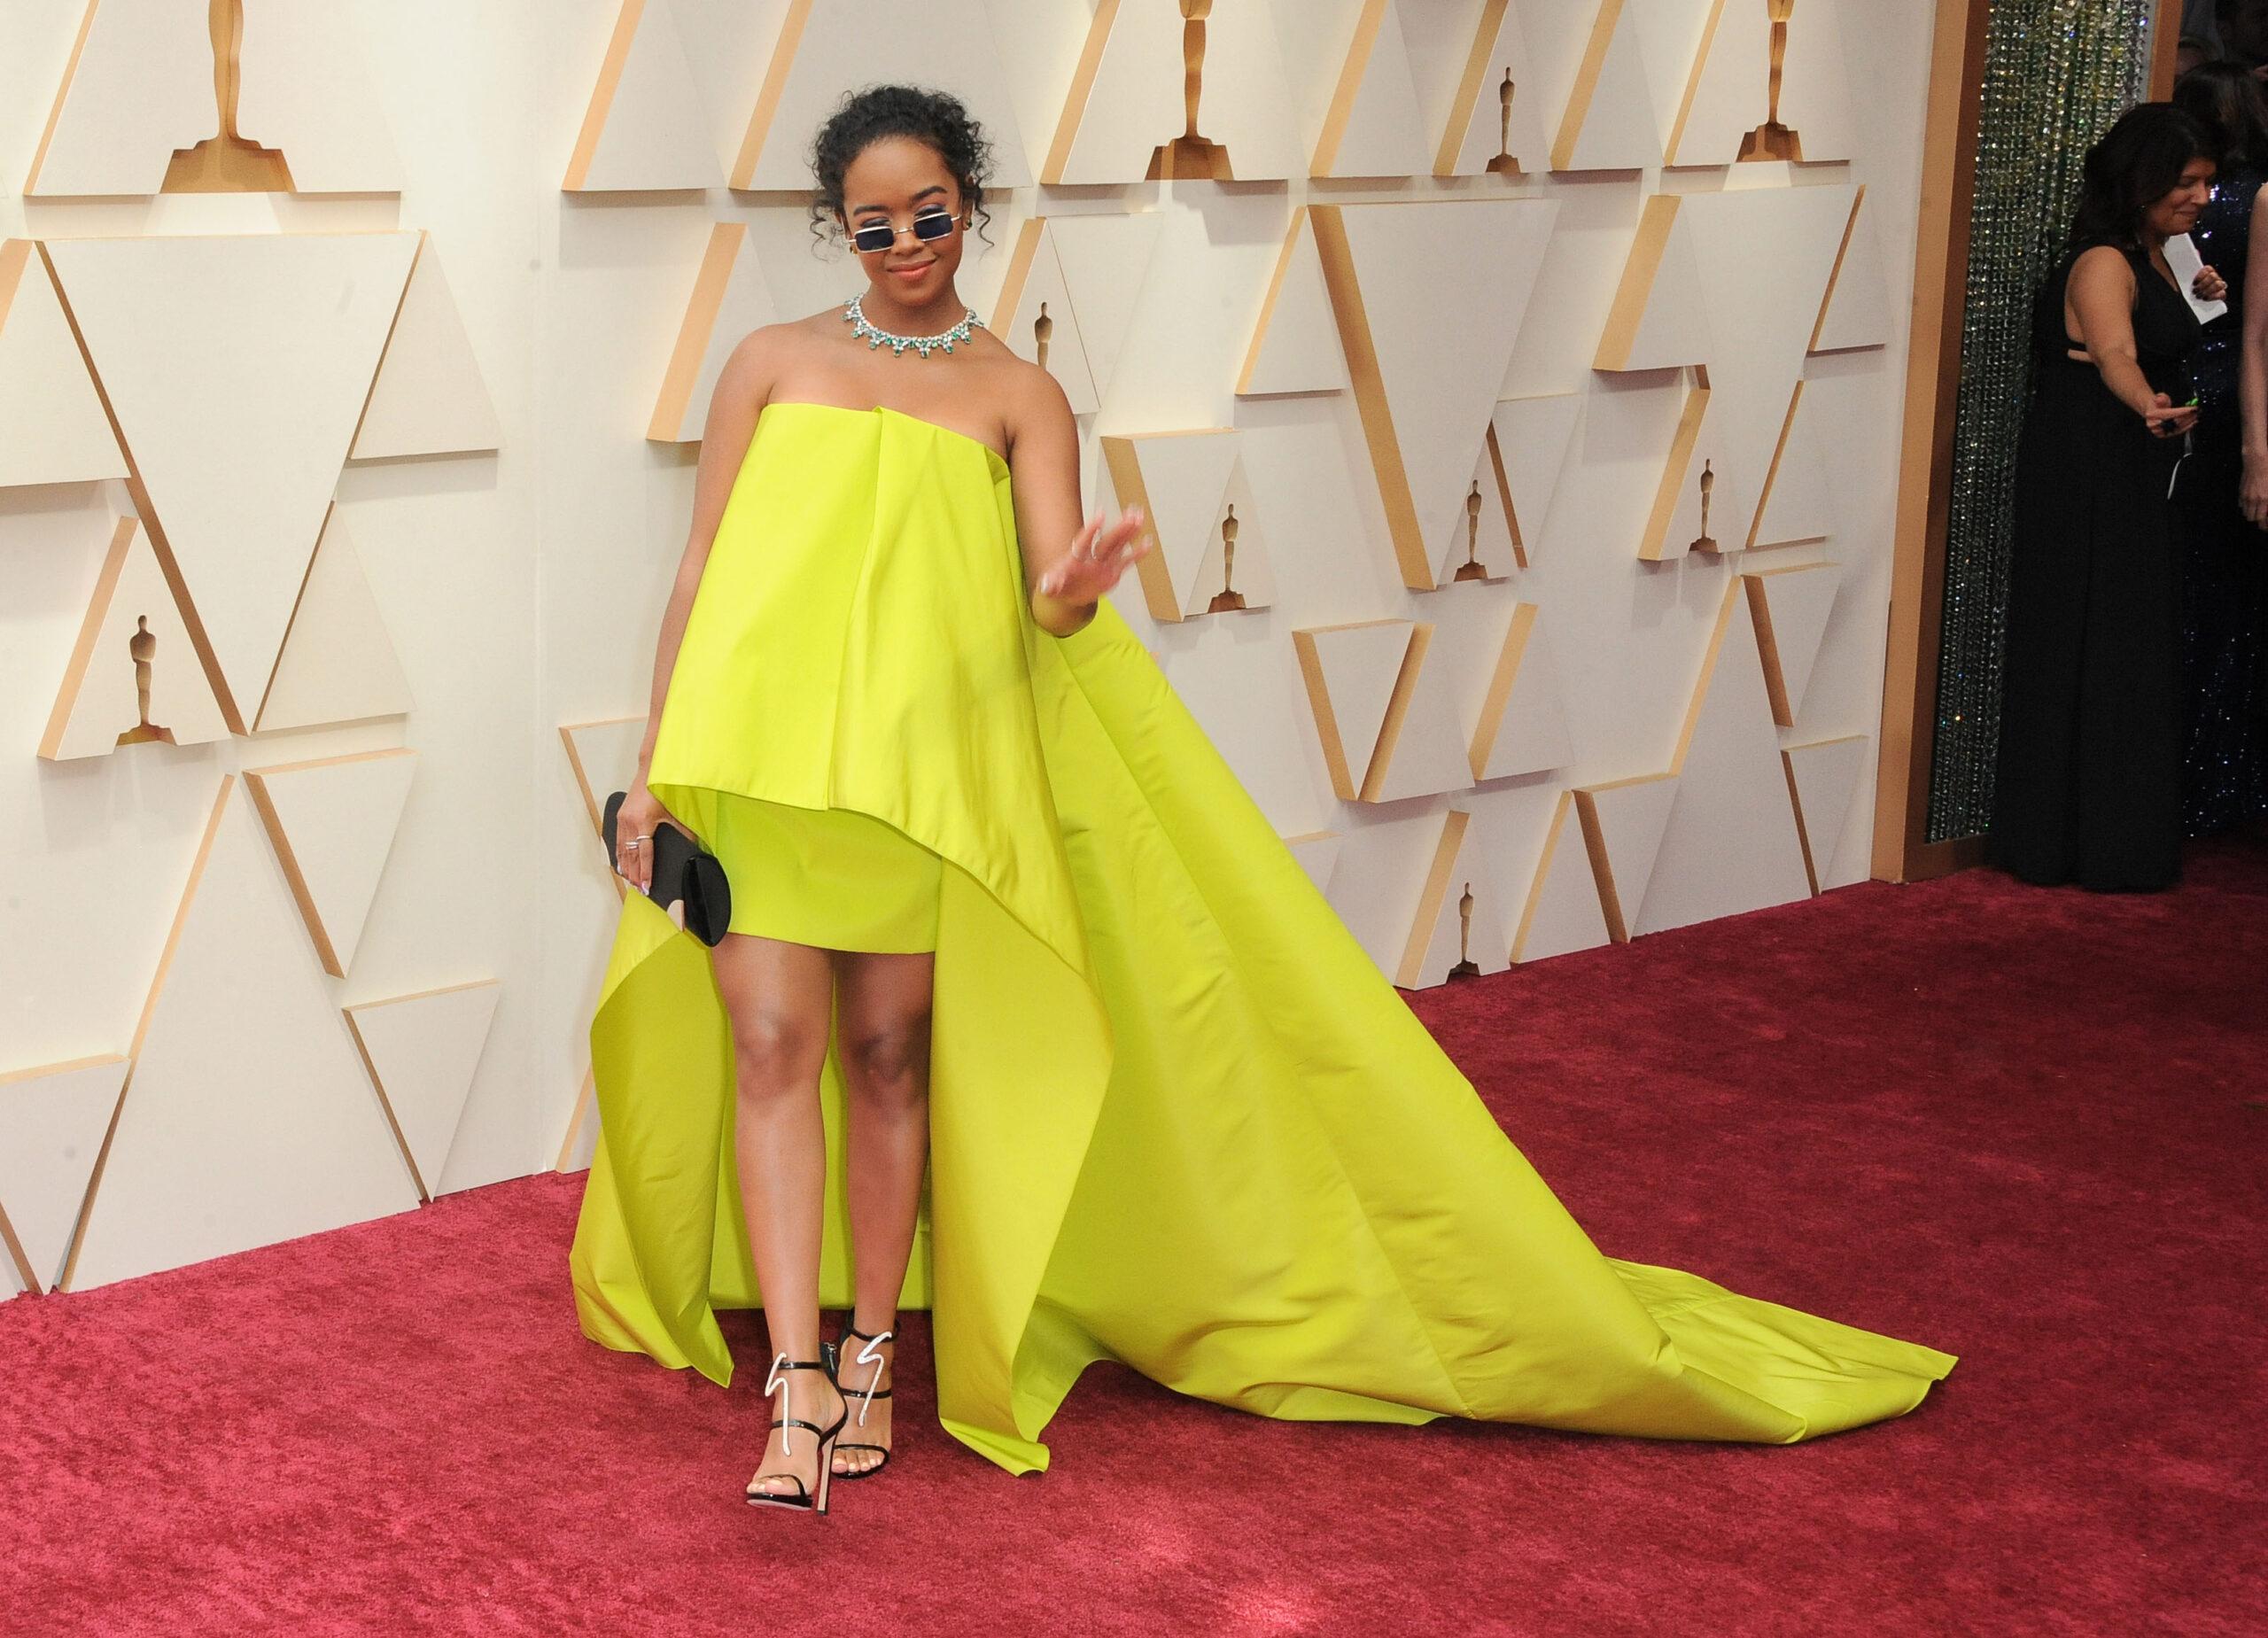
562;717;651;841
1636;586;1813;934
0;1057;128;1293
235;2;404;193
1039;0;1298;184
993;221;1099;416
564;0;720;190
1239;207;1350;396
1313;0;1431;178
244;748;417;979
1596;195;1713;370
1511;793;1612;964
648;222;779;444
345;982;501;1199
1293;620;1418;801
39;516;229;762
1491;392;1582;555
1398;810;1509;987
1784;734;1870;893
257;509;413;732
733;0;1031;189
1366;629;1473;803
67;781;420;1291
1317;198;1555;588
0;242;126;487
1814;186;1892;352
1744;561;1841;726
1471;604;1574;780
1662;0;1856;167
1752;383;1834;547
1045;210;1164;398
353;234;501;461
1607;183;1857;559
1575;772;1679;943
1418;0;1549;177
1550;0;1662;172
1104;430;1241;622
24;1;213;197
44;232;419;728
1283;832;1345;897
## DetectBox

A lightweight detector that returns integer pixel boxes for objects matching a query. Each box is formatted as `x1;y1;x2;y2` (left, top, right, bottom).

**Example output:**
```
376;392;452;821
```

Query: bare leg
828;948;935;1474
711;932;845;1501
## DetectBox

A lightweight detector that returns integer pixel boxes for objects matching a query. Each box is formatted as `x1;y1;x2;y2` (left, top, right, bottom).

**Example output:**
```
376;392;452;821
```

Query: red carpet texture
4;834;2264;1637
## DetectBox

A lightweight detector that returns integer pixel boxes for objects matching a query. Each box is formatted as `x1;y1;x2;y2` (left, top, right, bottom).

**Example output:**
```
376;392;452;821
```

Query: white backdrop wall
0;0;1938;1296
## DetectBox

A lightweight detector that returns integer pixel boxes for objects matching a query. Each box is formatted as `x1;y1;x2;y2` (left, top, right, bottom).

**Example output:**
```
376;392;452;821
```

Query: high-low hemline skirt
667;787;943;954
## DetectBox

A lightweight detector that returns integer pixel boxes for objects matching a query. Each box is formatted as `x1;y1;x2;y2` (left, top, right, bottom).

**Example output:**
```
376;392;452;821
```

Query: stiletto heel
745;1354;847;1514
825;1324;895;1480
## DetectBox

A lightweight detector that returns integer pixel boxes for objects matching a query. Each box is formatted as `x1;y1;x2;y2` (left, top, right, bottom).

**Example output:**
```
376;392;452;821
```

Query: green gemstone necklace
843;294;982;359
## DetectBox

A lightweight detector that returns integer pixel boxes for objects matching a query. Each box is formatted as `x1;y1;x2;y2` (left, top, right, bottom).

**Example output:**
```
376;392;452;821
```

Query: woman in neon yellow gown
574;89;1954;1510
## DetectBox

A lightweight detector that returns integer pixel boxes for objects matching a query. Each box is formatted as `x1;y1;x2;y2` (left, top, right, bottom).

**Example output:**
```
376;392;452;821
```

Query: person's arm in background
2239;191;2268;525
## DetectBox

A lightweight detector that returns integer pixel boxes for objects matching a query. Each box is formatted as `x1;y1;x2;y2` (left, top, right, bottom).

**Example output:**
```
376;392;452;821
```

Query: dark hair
2174;59;2268;171
2068;103;2215;250
807;85;994;250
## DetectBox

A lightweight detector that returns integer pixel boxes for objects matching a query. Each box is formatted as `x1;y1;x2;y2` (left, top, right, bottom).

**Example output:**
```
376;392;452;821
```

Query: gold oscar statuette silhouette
1487;69;1525;178
1207;503;1248;613
1737;0;1804;163
117;616;175;747
1449;881;1480;979
1148;0;1235;182
1034;302;1054;370
1691;459;1720;554
1454;480;1490;582
164;0;295;193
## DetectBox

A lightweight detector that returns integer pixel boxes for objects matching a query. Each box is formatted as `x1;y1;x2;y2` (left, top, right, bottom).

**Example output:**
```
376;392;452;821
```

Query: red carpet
5;835;2264;1636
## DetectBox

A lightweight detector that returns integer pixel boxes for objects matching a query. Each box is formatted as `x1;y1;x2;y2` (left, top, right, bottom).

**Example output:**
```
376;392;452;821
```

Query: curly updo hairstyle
808;84;995;251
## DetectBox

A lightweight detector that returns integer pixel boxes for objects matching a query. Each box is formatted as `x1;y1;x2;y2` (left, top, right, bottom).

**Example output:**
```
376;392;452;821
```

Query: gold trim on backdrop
1871;0;1986;882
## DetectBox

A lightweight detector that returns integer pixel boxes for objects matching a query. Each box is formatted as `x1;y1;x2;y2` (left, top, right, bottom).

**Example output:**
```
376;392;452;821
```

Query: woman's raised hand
2192;263;2229;305
1040;507;1152;604
613;781;678;897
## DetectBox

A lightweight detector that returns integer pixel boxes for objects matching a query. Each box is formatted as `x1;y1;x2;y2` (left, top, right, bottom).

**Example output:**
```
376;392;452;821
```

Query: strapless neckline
760;400;1010;475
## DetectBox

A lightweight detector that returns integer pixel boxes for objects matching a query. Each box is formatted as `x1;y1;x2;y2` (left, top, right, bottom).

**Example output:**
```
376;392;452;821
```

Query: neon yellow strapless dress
570;401;1954;1475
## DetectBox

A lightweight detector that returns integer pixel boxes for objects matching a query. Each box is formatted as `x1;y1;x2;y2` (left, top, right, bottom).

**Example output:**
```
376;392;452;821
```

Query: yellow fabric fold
569;401;1953;1475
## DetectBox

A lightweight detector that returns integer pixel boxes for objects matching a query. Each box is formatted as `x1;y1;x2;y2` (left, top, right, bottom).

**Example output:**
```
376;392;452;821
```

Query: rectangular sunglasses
850;204;957;255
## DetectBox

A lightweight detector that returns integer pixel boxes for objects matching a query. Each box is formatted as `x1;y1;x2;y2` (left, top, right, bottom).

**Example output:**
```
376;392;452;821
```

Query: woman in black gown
2171;63;2268;836
1990;105;2225;890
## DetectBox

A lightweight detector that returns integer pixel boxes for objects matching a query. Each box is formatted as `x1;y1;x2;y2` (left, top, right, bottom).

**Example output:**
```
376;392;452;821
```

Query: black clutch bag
602;790;733;947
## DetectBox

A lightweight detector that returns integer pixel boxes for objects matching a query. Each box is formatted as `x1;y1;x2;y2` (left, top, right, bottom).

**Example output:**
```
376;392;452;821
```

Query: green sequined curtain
1927;0;2163;842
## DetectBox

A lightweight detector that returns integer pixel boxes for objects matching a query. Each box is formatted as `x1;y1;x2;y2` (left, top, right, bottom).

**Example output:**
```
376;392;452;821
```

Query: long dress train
570;401;1954;1475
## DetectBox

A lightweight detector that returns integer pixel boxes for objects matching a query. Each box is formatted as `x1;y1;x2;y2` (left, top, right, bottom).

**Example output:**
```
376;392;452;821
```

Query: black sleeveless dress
1988;239;2202;890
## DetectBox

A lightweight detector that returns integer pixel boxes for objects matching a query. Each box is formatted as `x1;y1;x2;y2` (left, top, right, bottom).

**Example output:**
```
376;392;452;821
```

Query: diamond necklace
843;293;983;359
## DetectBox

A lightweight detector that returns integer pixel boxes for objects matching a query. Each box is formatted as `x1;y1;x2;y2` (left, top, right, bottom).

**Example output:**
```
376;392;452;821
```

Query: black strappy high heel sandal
745;1353;848;1514
823;1324;895;1480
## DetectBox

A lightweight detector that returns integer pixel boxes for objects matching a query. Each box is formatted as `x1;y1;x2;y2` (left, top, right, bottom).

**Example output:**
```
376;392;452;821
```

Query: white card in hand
2166;233;2228;325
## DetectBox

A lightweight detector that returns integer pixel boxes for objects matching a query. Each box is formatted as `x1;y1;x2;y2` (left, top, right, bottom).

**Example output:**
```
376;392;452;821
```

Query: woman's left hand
1040;507;1152;603
2194;264;2229;304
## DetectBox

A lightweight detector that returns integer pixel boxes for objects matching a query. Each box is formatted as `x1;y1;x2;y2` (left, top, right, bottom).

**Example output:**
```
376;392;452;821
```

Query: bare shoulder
2070;244;2138;288
988;345;1073;454
715;320;807;388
